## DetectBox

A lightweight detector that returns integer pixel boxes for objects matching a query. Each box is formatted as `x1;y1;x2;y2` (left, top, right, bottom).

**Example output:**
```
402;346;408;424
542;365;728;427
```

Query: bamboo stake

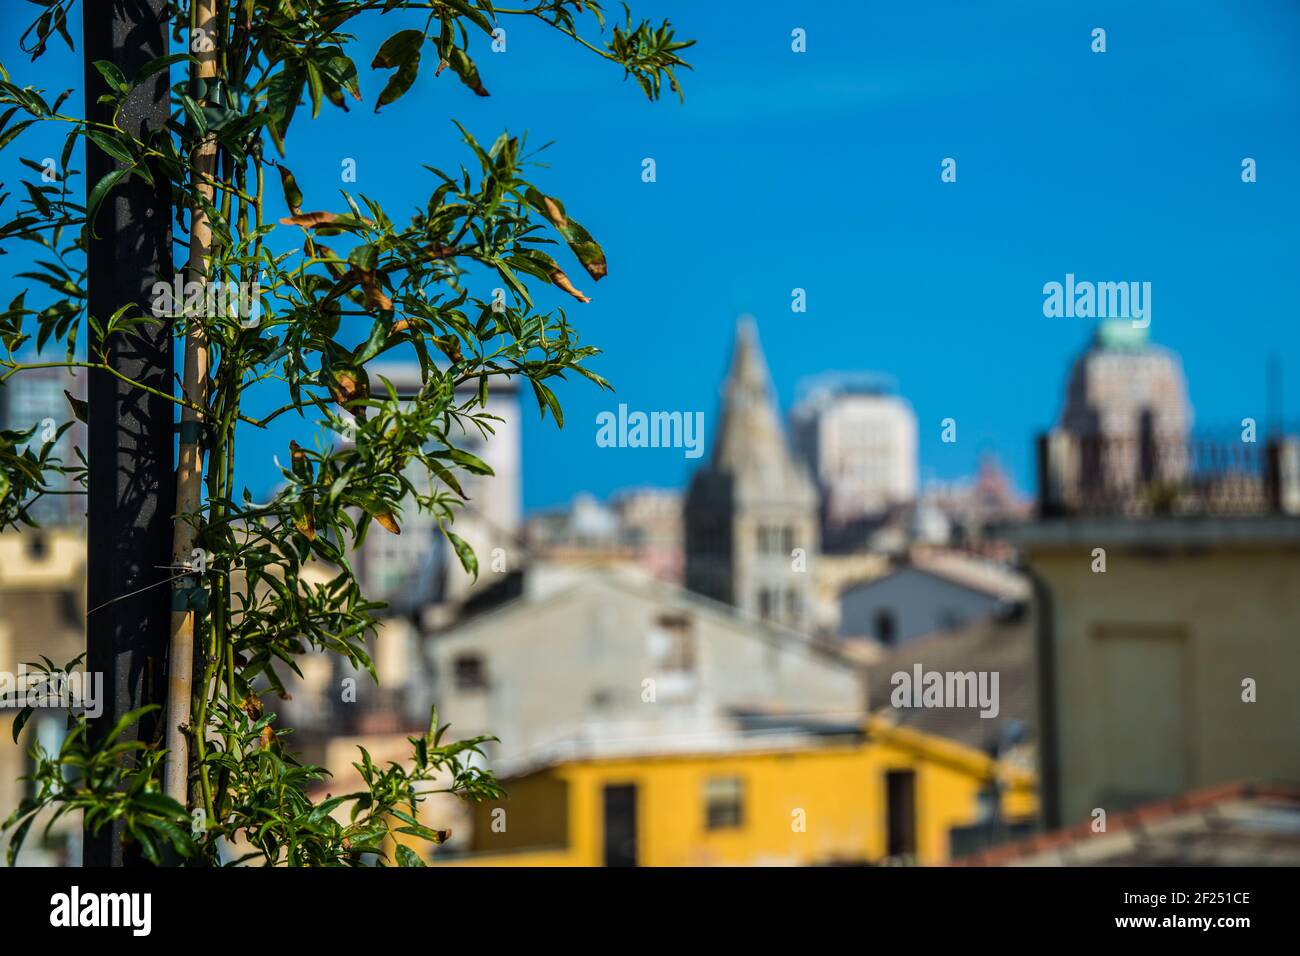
164;0;219;805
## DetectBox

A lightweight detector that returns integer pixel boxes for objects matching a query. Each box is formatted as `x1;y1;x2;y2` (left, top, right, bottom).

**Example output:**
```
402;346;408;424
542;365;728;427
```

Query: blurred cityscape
3;315;1298;866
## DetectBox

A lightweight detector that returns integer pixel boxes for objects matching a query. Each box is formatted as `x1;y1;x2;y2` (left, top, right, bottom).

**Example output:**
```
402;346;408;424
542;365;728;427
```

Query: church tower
684;316;819;634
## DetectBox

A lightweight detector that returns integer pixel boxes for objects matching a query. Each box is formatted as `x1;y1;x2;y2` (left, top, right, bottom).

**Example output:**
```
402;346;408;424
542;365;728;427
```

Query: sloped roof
865;614;1035;753
955;781;1300;866
842;557;1028;603
436;562;859;672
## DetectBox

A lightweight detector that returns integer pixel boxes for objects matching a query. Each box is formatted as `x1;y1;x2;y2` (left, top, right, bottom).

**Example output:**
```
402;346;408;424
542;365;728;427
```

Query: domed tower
1056;320;1193;500
684;317;818;634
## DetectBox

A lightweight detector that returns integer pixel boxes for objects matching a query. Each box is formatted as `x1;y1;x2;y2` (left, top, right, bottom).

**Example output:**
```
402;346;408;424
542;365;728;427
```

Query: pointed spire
728;314;770;392
711;315;789;472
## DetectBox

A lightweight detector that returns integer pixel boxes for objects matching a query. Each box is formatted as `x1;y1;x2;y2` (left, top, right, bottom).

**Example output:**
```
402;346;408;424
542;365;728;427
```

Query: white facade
1053;323;1194;498
357;363;520;610
428;565;865;775
790;385;918;524
0;366;88;527
1059;325;1192;441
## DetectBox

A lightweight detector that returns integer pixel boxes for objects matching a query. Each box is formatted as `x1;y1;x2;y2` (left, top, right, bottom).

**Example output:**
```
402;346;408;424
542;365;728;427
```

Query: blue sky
3;0;1299;512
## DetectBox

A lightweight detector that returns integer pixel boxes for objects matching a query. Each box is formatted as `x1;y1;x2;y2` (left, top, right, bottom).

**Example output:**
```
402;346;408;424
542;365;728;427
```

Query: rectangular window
885;769;917;858
453;653;487;691
784;588;802;622
704;777;744;830
650;613;695;673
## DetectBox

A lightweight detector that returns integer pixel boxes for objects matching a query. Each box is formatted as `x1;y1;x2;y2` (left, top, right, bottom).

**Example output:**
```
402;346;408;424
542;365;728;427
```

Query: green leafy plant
0;0;691;866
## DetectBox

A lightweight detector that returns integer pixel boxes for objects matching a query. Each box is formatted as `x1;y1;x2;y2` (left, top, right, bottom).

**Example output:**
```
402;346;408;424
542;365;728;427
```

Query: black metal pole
83;0;175;867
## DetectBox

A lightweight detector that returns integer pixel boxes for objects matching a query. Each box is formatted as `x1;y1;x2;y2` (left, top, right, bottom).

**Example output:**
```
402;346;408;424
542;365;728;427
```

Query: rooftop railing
1036;431;1300;518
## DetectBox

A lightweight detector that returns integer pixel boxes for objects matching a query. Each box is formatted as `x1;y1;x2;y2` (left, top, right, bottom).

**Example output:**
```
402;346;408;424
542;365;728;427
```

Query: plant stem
165;0;220;808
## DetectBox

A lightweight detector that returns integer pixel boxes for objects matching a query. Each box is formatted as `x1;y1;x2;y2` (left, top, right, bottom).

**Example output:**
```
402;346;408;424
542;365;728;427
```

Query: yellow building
434;718;1036;867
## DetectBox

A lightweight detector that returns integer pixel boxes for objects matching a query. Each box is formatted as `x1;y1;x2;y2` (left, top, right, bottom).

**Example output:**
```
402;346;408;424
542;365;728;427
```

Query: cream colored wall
431;577;865;771
1034;545;1300;825
0;529;87;861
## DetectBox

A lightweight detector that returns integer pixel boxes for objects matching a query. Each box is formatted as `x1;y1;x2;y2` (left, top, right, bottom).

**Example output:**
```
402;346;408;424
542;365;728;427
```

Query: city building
426;562;865;778
790;373;917;531
0;527;87;865
1050;320;1193;506
684;317;819;634
354;362;520;612
839;550;1028;646
434;716;1036;867
807;551;892;637
0;366;87;527
524;488;683;583
916;453;1032;553
864;611;1035;763
610;488;684;583
1009;427;1300;829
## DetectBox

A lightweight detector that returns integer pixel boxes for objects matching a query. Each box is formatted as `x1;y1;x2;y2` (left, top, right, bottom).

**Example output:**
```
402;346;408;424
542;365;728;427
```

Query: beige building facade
1009;516;1300;828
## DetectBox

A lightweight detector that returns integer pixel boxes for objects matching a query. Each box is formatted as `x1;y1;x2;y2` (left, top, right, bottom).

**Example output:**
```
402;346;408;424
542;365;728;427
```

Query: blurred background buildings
2;316;1298;867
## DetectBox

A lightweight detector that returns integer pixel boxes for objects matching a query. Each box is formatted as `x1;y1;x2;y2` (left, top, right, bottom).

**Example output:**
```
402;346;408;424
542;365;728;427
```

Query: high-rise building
1059;321;1192;440
0;366;87;527
355;363;520;611
1052;320;1193;500
684;317;818;634
789;374;917;528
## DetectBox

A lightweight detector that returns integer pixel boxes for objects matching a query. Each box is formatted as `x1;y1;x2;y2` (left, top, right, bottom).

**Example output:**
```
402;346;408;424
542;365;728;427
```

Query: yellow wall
446;725;1035;867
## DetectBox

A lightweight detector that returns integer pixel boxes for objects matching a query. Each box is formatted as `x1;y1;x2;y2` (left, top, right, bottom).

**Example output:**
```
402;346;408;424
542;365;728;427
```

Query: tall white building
357;362;520;611
0;366;87;527
789;374;917;527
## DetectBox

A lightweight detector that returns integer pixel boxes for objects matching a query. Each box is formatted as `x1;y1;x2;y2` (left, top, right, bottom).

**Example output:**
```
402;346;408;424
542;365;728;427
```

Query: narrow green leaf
86;166;131;237
444;528;478;580
530;377;564;428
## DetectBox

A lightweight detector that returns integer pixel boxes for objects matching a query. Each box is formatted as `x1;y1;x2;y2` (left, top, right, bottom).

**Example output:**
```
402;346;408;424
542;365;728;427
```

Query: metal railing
1037;431;1300;518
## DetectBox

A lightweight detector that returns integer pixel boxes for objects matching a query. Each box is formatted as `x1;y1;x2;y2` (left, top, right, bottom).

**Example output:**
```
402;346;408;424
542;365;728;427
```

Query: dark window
453;654;486;691
58;590;80;629
603;784;638;867
758;525;794;554
25;533;47;561
758;589;775;621
886;769;917;858
875;609;897;645
785;588;802;622
705;777;744;830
